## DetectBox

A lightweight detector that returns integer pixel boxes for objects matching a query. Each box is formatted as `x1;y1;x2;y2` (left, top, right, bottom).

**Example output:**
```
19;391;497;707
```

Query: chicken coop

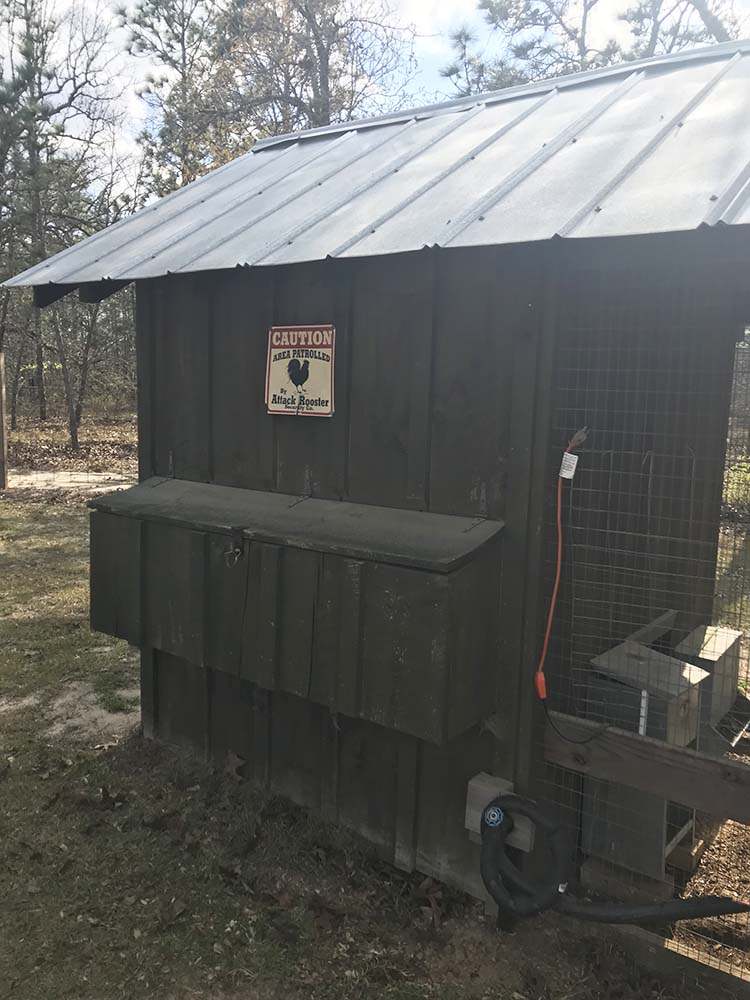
8;40;750;974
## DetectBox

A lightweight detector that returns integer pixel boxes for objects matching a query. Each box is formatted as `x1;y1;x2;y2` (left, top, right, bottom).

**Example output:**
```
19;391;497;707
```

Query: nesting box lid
89;477;503;573
591;641;708;701
675;625;742;663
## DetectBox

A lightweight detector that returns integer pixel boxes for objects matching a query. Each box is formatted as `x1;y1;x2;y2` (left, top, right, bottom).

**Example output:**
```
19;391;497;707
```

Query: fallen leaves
224;750;246;782
100;785;127;810
141;808;180;831
414;876;444;929
8;416;137;477
304;891;345;933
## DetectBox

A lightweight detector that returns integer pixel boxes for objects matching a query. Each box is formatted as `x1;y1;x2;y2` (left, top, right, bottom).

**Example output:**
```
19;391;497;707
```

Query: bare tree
121;0;417;195
1;0;131;445
216;0;417;134
624;0;736;58
115;0;223;192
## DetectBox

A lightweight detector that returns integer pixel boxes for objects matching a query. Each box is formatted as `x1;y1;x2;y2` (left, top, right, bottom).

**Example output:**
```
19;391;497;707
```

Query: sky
105;0;500;160
114;0;750;126
110;0;631;145
38;0;750;173
398;0;635;98
400;0;491;97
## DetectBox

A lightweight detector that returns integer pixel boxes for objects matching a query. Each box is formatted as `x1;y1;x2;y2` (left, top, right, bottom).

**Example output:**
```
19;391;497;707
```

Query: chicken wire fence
536;260;750;977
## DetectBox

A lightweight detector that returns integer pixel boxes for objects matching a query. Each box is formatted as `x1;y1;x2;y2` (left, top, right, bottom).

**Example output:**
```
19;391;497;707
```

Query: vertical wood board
152;274;211;481
90;511;142;645
143;521;205;664
429;248;516;518
277;546;319;698
241;541;281;688
359;562;451;742
273;260;353;497
348;252;435;509
154;651;208;753
205;533;247;674
211;269;275;490
135;282;155;481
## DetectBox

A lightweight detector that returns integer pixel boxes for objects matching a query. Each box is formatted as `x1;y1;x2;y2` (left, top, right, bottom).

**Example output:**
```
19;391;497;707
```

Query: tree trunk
25;36;47;421
34;309;46;421
52;314;78;450
642;0;663;57
0;353;7;489
10;323;30;431
0;289;10;355
688;0;731;41
75;305;98;426
10;352;23;432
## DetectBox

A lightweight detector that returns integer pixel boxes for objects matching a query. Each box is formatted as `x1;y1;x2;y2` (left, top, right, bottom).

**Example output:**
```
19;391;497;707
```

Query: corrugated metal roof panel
7;40;750;289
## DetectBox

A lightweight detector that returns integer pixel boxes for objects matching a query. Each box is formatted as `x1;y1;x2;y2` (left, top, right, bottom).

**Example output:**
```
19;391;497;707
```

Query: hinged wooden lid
591;641;709;701
90;477;503;573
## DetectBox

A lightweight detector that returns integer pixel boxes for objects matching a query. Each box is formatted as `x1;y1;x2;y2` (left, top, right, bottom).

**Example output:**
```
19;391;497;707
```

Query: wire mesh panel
535;248;750;976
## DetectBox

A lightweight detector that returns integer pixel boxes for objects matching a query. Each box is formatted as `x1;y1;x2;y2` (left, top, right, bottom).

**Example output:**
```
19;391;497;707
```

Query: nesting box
90;478;503;745
584;640;709;881
675;626;742;726
590;641;709;747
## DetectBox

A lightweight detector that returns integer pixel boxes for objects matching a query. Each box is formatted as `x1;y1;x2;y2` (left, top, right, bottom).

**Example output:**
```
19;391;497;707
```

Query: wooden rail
544;711;750;824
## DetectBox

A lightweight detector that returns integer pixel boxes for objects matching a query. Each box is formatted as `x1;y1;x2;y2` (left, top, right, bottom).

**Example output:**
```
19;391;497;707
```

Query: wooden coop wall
110;244;548;894
134;245;534;519
141;650;497;897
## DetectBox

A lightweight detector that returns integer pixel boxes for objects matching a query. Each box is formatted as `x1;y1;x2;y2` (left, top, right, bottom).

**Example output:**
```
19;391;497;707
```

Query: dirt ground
0;423;747;1000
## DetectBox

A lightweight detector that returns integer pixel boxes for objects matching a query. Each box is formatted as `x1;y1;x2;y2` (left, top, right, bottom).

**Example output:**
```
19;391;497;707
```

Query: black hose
558;894;750;923
479;795;750;926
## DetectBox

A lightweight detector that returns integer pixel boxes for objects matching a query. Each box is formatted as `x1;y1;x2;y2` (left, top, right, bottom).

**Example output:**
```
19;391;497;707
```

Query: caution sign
265;325;335;417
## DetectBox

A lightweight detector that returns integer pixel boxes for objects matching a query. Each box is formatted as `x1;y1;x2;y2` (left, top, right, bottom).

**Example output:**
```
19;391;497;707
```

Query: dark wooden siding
274;260;354;498
211;267;275;490
347;253;435;508
90;512;142;645
142;649;493;898
89;504;502;746
430;249;521;518
152;274;211;481
136;246;525;518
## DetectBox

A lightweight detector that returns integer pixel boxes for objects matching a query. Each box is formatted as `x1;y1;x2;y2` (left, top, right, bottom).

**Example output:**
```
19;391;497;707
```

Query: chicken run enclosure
8;40;750;984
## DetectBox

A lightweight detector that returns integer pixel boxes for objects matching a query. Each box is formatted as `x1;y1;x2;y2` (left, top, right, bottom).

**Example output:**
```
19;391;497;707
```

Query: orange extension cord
534;428;587;703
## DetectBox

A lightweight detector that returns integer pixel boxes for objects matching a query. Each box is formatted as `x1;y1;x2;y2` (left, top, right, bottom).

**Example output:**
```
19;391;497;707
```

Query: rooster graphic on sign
287;358;310;393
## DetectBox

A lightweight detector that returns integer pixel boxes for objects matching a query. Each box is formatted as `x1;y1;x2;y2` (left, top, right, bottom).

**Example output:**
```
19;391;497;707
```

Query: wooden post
544;711;750;823
512;244;561;799
0;352;7;489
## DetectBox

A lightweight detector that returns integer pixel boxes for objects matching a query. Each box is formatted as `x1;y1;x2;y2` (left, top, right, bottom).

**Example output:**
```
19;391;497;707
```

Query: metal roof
8;39;750;291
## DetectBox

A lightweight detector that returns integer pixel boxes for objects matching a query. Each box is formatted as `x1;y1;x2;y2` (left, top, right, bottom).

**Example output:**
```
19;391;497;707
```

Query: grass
0;502;135;700
0;497;744;998
92;665;140;714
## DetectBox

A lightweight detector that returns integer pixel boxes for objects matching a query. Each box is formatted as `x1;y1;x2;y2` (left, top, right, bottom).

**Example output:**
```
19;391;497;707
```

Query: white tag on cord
559;452;578;479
